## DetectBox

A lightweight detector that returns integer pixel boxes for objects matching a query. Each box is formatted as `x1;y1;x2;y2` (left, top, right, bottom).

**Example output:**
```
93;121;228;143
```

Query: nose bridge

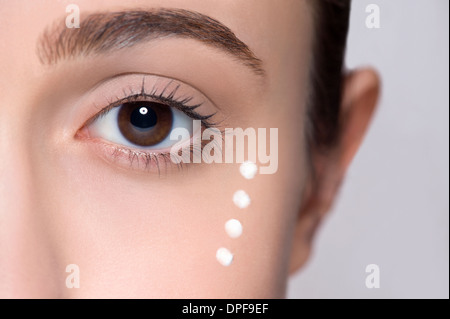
0;98;60;297
0;100;34;218
0;2;65;297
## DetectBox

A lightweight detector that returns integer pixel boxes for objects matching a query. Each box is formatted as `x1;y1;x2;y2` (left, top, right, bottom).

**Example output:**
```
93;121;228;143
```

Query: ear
289;68;381;274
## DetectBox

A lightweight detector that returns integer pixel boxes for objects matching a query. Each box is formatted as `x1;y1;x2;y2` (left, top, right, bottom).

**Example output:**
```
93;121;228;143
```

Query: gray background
287;0;449;299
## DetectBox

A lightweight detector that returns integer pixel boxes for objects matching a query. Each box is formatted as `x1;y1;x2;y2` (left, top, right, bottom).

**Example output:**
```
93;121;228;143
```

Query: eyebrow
37;8;265;77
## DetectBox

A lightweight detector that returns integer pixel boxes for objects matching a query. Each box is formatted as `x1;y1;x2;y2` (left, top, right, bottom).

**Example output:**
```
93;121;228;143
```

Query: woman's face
0;0;314;298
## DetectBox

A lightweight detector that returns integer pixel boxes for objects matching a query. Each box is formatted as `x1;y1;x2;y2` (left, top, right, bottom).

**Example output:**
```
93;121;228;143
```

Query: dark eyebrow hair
37;8;265;77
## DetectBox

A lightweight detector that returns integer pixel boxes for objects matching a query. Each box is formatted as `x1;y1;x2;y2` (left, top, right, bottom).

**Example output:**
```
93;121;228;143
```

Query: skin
0;0;380;298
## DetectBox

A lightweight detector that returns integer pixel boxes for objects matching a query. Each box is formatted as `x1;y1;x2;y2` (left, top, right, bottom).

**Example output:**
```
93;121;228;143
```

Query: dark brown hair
308;0;351;151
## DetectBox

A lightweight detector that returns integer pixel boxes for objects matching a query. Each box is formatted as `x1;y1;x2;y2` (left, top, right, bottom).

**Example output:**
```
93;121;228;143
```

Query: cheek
33;122;306;297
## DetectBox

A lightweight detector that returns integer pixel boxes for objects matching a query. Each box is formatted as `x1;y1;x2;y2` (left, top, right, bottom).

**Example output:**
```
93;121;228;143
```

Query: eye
76;74;218;172
88;100;194;150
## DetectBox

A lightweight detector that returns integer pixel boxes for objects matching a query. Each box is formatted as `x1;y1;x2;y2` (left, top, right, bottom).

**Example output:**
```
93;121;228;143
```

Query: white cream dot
225;219;243;238
240;161;258;180
233;190;251;209
216;248;234;267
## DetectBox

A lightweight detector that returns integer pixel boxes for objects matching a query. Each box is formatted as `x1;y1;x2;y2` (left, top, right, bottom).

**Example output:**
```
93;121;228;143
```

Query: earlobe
288;68;380;275
288;196;322;274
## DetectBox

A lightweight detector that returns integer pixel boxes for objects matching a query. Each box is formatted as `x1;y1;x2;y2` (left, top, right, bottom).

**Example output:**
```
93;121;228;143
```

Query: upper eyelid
87;91;203;125
83;79;218;130
87;72;222;111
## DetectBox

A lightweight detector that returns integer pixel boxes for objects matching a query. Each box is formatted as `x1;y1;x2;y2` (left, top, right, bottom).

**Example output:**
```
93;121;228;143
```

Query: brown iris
118;102;173;147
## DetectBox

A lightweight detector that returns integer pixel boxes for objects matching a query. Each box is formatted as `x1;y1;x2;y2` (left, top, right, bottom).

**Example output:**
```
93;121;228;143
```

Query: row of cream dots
216;161;258;267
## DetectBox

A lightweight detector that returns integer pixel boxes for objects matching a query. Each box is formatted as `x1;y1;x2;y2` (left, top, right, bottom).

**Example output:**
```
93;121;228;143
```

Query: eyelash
80;79;220;173
86;80;217;128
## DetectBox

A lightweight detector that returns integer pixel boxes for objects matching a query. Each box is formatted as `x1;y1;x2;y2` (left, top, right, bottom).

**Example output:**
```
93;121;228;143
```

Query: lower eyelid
77;127;200;174
81;138;180;174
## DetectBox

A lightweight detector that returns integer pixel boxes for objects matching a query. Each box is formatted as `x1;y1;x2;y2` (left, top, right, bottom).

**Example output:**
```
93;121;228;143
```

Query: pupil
130;106;157;129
